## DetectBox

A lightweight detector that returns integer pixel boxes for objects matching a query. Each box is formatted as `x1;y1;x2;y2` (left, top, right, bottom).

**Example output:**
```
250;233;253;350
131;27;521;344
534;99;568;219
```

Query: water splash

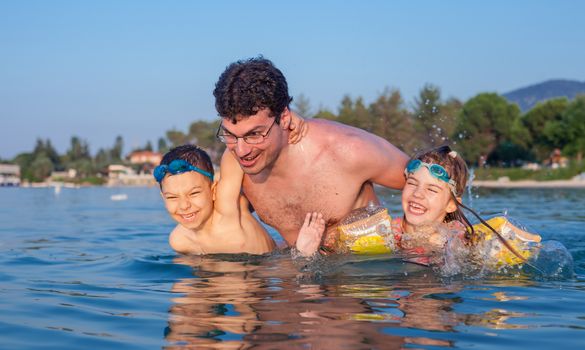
529;240;574;279
466;167;476;207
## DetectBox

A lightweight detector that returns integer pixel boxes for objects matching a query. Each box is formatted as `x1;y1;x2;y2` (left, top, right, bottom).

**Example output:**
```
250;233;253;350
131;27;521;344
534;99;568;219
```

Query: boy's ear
279;107;292;130
446;197;461;214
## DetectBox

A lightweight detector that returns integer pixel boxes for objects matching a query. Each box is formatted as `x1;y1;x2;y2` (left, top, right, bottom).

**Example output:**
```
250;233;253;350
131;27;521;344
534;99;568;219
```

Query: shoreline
472;179;585;188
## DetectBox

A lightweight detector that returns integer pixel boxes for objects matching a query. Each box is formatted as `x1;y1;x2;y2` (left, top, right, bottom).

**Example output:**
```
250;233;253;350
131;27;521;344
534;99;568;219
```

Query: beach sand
473;178;585;188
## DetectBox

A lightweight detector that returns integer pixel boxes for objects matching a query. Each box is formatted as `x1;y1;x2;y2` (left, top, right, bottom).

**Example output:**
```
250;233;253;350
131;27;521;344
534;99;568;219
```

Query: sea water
0;186;584;349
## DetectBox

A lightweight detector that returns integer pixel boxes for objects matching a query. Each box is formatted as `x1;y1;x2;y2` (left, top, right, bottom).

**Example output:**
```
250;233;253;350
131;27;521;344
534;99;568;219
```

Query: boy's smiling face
161;171;214;231
401;167;457;228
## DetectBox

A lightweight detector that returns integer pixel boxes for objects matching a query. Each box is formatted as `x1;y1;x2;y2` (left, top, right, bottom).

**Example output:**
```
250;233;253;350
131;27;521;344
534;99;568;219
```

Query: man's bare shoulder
306;119;385;162
304;118;408;189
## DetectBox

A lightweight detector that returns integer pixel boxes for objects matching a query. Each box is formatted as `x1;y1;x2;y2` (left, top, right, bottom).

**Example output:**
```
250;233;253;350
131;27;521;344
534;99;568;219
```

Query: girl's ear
446;197;461;214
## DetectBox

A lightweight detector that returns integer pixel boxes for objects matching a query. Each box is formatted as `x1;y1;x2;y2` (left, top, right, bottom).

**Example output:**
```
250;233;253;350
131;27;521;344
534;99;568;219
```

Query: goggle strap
154;163;214;183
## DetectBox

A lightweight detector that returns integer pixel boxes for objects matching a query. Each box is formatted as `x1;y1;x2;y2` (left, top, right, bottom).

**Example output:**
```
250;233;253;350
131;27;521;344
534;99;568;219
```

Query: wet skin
220;108;408;246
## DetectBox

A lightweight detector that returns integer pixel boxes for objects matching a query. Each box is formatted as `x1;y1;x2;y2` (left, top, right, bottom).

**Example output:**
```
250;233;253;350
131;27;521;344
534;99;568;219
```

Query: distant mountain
502;79;585;112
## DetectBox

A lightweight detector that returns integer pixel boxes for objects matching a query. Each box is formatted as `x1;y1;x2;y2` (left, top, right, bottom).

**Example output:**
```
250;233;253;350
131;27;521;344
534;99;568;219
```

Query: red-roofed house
128;151;162;166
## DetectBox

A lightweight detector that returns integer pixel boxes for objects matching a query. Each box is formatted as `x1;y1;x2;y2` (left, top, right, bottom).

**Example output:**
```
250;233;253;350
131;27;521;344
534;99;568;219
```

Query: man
213;57;408;248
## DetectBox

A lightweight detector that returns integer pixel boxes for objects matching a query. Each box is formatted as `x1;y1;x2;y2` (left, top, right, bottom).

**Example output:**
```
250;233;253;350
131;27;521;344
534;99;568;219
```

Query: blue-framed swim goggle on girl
153;159;214;183
404;159;457;195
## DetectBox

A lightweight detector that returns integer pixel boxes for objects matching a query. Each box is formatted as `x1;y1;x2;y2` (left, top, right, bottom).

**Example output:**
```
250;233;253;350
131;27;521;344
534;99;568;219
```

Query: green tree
30;155;54;181
65;136;90;162
31;138;61;169
71;158;94;178
353;97;373;132
337;95;356;126
157;137;168;154
188;120;219;149
369;89;416;153
61;136;96;178
110;135;124;162
187;119;223;164
313;108;337;120
166;129;188;148
454;93;521;165
13;152;35;182
522;98;568;161
94;148;111;170
560;96;585;159
293;93;313;118
412;84;447;148
439;97;463;144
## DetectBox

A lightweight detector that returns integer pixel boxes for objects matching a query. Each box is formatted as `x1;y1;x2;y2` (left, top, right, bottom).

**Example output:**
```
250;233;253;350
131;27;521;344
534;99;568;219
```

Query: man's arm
335;125;409;189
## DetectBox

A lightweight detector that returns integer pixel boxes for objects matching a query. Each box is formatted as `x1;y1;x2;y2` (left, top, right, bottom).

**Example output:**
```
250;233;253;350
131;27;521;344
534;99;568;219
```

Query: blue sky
1;0;584;159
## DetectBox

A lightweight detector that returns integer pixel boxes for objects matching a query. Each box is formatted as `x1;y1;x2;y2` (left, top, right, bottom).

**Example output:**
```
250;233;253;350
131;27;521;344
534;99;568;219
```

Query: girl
296;145;541;269
395;145;540;267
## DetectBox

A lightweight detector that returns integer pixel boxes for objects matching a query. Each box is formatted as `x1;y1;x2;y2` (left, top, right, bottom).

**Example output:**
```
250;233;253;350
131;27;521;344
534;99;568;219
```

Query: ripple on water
1;187;585;349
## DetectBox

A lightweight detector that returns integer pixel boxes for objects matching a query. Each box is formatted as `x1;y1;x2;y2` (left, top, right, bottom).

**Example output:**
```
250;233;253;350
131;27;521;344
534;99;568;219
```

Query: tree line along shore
2;85;584;185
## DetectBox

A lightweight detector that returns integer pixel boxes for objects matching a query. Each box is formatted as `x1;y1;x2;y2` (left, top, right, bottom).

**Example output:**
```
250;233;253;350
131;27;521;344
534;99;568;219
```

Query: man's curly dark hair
213;57;293;124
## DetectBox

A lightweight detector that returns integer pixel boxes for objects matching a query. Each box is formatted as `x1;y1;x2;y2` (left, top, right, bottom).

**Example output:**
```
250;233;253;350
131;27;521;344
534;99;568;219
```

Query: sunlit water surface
1;187;584;349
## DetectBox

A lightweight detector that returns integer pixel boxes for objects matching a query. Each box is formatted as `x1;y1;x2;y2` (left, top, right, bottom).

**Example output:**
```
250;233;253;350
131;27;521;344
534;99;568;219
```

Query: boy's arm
214;150;244;217
288;113;308;144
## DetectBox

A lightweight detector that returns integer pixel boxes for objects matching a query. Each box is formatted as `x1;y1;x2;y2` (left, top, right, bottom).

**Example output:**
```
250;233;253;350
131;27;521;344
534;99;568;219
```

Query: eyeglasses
216;119;277;144
153;159;213;183
404;159;457;194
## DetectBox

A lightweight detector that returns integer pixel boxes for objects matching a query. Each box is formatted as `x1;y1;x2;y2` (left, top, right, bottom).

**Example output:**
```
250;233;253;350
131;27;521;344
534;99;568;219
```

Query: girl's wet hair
412;145;527;262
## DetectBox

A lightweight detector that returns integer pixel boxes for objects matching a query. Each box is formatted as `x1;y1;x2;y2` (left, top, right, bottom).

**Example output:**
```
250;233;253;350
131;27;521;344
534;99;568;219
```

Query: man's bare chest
243;176;362;232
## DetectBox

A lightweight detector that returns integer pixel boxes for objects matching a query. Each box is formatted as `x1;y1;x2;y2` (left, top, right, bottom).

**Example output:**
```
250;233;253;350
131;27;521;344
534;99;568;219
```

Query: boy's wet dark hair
160;144;214;178
213;56;293;124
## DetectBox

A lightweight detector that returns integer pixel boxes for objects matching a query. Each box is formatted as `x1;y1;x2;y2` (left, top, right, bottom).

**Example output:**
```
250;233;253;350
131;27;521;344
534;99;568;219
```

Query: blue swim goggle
404;159;457;195
153;159;213;183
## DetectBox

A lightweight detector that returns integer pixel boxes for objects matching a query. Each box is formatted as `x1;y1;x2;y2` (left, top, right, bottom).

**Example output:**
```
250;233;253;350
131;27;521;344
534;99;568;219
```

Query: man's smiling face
220;109;285;175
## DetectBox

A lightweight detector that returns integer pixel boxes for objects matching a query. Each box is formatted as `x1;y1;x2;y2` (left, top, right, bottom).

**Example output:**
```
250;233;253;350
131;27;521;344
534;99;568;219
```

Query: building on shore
0;164;21;187
128;150;162;167
50;168;78;181
107;164;156;186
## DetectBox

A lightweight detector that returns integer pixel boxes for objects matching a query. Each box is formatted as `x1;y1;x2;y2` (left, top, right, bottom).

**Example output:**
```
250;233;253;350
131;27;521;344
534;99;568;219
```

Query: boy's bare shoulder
169;225;204;255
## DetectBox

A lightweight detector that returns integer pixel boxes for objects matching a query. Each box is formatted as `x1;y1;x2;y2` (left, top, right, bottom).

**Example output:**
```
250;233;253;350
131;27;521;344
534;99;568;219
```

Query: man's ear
446;197;461;214
279;107;292;130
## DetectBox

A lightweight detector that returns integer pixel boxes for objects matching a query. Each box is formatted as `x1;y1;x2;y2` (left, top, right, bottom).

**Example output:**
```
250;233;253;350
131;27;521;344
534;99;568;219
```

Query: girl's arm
295;212;325;257
507;222;542;242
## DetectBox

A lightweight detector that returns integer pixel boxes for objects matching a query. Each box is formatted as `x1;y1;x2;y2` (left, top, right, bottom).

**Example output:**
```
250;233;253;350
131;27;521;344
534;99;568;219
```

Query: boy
156;116;310;255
